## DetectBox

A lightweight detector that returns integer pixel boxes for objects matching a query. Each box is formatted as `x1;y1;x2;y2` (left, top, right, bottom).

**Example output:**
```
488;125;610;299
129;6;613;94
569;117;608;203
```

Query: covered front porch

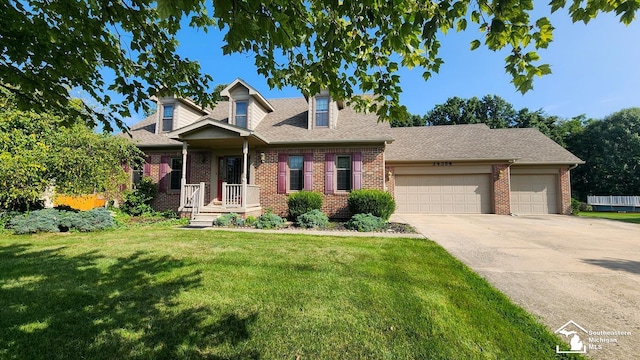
168;118;267;221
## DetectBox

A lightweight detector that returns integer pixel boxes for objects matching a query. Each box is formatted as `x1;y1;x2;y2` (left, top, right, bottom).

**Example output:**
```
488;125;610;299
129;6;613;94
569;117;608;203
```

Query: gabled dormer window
315;97;329;127
235;101;248;128
162;105;174;132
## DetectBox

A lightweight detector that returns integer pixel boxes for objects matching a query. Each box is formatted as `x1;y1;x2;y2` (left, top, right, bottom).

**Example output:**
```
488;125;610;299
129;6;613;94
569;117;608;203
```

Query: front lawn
578;211;640;224
0;226;578;359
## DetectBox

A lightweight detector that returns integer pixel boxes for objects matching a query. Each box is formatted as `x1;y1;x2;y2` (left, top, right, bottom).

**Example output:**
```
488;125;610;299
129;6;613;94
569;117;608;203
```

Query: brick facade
144;151;181;211
139;150;210;211
138;149;574;217
254;146;386;218
492;164;511;215
559;167;572;215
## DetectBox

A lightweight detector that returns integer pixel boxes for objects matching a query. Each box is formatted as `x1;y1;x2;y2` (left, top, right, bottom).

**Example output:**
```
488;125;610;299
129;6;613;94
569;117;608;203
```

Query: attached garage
395;174;492;214
386;126;583;216
510;173;559;214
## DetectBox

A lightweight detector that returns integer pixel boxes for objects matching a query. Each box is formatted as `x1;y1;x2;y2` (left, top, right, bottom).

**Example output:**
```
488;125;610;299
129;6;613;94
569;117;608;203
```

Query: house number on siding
433;162;453;166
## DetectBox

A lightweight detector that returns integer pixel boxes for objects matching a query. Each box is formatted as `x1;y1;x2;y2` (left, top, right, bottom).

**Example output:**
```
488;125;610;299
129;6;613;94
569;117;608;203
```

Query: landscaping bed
212;219;418;234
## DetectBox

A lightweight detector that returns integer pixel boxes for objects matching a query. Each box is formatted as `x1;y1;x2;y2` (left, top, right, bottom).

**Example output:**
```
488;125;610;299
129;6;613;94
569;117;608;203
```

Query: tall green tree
415;94;584;145
568;108;640;200
425;95;518;128
1;0;638;130
390;114;426;127
0;96;143;210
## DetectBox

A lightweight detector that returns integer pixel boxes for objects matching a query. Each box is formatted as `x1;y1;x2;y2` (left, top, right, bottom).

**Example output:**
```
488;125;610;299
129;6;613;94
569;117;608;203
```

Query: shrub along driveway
394;214;640;360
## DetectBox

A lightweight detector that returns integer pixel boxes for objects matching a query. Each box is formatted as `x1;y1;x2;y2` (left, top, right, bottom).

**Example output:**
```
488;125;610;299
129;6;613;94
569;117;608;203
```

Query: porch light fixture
260;152;266;163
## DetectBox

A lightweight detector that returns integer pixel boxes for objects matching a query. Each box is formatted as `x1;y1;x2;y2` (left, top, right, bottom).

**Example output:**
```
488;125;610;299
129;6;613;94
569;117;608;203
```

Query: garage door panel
511;174;558;214
396;174;491;214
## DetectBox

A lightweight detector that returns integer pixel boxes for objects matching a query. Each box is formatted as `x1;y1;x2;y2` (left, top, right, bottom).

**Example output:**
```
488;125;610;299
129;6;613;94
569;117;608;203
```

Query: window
235;101;248;128
289;155;304;191
169;158;182;190
315;97;329;127
336;155;351;191
278;153;312;194
162;105;174;132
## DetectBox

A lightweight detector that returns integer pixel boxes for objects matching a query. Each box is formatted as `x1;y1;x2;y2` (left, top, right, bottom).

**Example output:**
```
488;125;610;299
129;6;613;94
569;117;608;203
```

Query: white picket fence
587;196;640;207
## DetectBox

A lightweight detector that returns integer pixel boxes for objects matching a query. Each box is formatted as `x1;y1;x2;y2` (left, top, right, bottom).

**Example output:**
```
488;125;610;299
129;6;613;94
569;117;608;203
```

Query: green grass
0;225;581;359
578;211;640;224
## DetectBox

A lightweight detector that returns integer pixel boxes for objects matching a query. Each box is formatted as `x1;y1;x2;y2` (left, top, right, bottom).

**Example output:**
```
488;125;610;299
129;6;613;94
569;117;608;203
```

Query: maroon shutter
143;157;151;177
186;154;192;184
159;156;169;193
304;153;313;191
277;154;287;194
325;153;335;194
352;152;362;190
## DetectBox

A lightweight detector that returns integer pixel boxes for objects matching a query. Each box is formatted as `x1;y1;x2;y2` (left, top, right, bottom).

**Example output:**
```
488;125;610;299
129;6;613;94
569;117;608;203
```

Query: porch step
189;214;218;227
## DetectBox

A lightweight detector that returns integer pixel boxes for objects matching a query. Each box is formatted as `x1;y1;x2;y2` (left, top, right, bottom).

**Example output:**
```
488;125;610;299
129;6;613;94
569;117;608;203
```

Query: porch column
242;138;248;209
180;143;188;208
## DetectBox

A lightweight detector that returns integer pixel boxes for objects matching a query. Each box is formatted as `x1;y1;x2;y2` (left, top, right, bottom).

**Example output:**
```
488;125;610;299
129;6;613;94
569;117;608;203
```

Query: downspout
179;142;188;211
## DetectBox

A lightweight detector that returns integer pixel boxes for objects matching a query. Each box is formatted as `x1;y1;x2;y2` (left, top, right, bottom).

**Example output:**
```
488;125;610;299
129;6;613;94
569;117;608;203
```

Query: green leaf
471;10;481;24
470;39;481;50
456;18;467;32
491;18;506;33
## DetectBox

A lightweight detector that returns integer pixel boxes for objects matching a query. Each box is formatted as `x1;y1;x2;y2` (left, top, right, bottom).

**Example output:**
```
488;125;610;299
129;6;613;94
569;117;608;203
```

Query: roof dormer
307;90;344;130
155;96;207;134
220;78;274;130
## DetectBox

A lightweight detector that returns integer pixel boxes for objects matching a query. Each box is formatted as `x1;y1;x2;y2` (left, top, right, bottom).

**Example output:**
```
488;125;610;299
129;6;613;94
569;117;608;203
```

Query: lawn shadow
0;244;259;359
581;257;640;275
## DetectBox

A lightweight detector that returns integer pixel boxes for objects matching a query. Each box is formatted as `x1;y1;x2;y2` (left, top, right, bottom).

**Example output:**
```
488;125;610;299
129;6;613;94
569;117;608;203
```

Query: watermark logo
555;320;587;354
554;320;632;354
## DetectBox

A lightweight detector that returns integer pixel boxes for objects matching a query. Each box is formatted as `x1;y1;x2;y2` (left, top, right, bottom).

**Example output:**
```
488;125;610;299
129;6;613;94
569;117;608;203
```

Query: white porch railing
587;196;640;207
182;182;260;212
222;183;242;208
220;183;261;208
180;182;206;219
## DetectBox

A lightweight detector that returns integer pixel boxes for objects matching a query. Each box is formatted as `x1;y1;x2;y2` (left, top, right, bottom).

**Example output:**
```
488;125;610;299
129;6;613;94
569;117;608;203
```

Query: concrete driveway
392;214;640;359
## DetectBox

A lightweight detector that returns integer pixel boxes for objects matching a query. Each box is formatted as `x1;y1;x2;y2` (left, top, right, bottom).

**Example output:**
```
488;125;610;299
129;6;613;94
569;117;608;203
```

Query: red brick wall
255;146;386;218
559;167;572;215
140;150;209;211
188;151;213;205
492;164;511;215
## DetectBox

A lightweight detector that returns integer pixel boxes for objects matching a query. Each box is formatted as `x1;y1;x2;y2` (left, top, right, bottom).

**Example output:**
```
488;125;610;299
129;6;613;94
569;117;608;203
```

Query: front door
217;156;243;200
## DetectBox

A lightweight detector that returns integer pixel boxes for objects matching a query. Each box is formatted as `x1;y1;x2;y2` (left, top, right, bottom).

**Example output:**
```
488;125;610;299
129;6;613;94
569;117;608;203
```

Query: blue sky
125;9;639;126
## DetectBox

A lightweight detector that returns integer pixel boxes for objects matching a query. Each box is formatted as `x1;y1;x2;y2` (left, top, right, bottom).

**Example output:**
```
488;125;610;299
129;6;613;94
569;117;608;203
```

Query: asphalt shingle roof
254;98;392;144
386;124;584;164
123;98;392;146
123;97;582;164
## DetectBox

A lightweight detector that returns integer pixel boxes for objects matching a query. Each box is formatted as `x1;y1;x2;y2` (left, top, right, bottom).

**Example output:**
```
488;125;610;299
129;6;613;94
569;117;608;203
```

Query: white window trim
234;100;249;128
315;97;330;128
161;104;175;133
287;154;304;193
335;154;352;192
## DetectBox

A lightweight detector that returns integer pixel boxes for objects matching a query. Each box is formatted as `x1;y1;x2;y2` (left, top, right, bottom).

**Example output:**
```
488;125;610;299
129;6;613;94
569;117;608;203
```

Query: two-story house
124;78;583;224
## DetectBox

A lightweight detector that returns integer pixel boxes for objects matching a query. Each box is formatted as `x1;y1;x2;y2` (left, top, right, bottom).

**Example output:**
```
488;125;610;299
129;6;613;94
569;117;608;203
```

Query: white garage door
510;174;558;214
395;174;492;214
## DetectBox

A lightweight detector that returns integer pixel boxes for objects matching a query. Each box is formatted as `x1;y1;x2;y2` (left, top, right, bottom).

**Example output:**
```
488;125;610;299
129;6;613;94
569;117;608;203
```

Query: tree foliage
408;94;575;144
0;95;143;210
568;108;640;200
1;0;638;129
